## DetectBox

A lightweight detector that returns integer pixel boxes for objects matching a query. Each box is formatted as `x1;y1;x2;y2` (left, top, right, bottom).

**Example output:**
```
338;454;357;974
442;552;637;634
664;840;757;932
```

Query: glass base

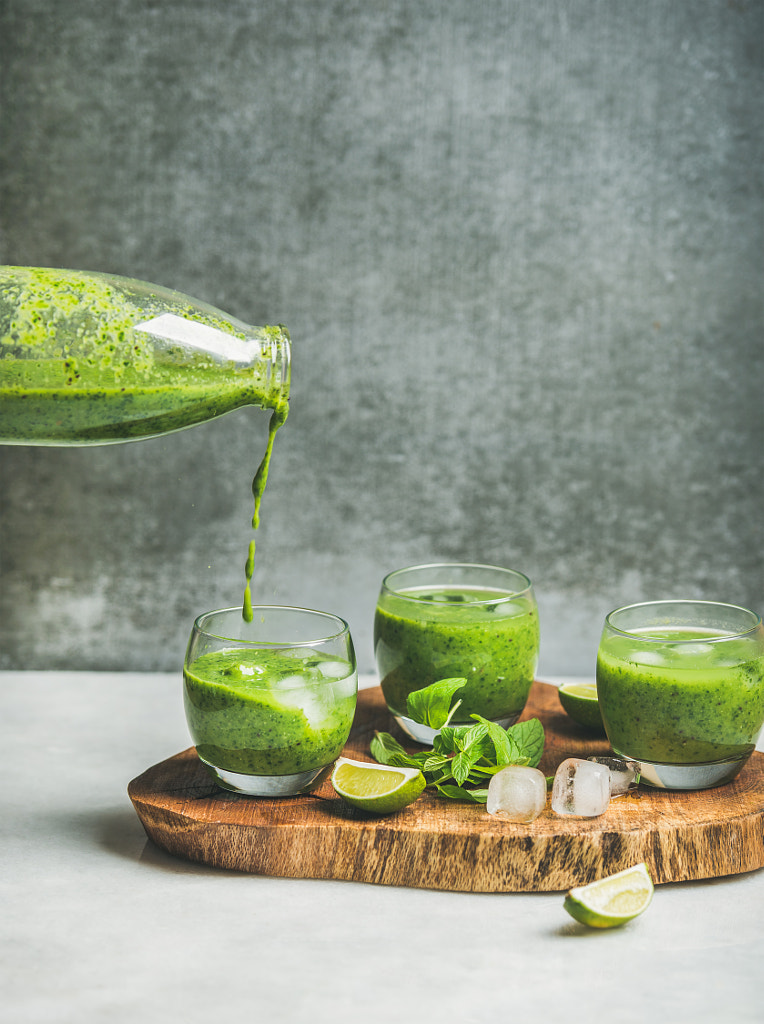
199;757;333;796
391;710;520;745
612;748;749;791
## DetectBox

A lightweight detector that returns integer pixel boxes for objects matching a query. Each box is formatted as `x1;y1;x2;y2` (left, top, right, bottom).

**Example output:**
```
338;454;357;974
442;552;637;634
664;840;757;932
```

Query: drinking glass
374;562;540;743
183;606;357;796
596;600;764;790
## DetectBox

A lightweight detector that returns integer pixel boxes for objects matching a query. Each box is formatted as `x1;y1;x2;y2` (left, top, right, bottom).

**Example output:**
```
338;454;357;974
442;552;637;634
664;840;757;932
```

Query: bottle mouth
263;324;291;403
280;328;292;400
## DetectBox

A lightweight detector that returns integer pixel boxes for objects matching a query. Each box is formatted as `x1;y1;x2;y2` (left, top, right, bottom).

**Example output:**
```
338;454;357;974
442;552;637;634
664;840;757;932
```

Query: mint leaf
406;677;467;729
458;721;490;753
422;752;451;774
465;763;507;778
451;749;478;786
370;731;428;771
505;718;545;767
434;720;489;756
433;725;462;755
469;714;514;764
435;784;489;803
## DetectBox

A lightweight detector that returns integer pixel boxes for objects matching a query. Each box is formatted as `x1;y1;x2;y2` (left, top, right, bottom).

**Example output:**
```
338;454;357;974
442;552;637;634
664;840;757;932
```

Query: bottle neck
261;324;291;409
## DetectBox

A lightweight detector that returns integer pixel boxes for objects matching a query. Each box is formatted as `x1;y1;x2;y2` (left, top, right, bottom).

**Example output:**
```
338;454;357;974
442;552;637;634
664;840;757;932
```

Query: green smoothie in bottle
0;266;290;445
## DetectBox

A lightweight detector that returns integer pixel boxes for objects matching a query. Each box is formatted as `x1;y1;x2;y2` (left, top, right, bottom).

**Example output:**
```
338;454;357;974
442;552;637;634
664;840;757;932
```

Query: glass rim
192;604;351;647
604;599;762;642
381;561;533;604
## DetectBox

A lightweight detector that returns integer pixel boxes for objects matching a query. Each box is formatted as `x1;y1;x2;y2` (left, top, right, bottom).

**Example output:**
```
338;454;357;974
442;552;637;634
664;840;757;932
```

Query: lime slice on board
331;757;426;814
558;682;606;734
564;863;654;928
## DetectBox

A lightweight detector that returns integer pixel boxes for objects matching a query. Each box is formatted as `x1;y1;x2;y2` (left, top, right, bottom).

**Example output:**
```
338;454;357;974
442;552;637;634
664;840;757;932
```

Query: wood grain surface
128;682;764;891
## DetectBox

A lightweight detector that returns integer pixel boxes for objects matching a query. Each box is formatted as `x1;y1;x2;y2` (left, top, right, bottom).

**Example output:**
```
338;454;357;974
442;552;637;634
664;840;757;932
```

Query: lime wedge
331;757;426;814
564;863;654;928
558;682;606;734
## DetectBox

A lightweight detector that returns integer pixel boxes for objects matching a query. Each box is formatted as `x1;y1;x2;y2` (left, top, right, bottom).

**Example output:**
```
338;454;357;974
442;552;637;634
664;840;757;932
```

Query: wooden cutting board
128;681;764;892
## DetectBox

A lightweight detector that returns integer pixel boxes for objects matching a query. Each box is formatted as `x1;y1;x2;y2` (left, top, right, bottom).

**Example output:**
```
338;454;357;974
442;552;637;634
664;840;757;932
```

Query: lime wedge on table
564;863;654;929
331;757;426;814
558;682;606;734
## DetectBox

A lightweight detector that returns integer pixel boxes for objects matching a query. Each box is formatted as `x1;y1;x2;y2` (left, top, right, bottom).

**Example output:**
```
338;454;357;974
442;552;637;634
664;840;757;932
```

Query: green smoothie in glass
184;606;357;796
374;563;539;742
596;600;764;790
184;649;356;774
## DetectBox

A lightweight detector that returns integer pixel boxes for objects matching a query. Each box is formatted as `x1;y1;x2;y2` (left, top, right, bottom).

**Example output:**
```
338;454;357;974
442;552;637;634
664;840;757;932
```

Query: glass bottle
0;266;290;444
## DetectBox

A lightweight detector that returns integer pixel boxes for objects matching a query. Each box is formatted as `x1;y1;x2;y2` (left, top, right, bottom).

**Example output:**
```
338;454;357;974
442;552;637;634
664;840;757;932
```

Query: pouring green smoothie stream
0;265;291;622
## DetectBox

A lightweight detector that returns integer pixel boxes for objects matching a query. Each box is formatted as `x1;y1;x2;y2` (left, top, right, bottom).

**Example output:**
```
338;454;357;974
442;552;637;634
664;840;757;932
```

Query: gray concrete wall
1;0;762;677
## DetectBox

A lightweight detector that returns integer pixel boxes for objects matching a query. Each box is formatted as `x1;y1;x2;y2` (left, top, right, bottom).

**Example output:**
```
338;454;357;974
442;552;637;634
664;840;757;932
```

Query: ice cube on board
551;758;610;817
486;766;547;823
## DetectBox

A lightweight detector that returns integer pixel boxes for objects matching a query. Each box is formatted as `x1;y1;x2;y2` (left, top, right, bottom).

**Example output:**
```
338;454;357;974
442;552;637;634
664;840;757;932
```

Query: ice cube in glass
486;766;547;822
551;757;610;817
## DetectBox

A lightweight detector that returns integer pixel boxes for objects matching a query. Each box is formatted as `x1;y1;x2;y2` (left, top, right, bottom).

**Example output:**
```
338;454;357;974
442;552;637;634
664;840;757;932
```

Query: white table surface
2;670;762;1024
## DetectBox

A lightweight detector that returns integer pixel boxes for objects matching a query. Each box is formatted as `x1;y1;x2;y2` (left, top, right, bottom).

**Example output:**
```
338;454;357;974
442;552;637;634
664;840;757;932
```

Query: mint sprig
370;715;545;803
